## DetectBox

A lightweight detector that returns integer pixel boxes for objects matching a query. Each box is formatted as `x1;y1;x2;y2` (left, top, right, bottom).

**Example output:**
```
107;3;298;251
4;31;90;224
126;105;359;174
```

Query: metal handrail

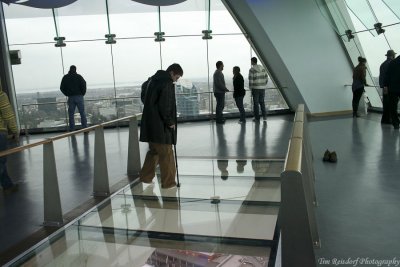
0;114;138;158
1;113;142;227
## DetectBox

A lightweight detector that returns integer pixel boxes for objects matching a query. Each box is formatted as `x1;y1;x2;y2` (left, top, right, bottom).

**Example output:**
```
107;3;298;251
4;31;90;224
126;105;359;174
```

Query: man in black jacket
139;63;183;189
385;55;400;129
60;65;87;131
380;50;396;124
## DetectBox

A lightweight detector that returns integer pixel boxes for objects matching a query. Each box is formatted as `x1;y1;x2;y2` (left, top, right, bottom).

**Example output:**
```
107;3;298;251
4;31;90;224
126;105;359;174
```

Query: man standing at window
60;65;87;131
0;86;19;194
385;53;400;129
249;57;268;122
379;50;396;124
213;61;229;124
139;63;183;189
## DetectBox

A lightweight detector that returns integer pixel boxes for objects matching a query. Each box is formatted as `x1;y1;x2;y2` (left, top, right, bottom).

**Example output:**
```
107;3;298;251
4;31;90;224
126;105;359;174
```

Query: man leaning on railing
0;86;19;194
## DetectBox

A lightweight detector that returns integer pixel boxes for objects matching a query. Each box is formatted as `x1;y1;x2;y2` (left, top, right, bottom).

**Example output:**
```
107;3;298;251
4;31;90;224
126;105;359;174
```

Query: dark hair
233;66;240;73
216;61;223;69
357;56;367;64
251;57;257;64
166;63;183;76
69;65;77;73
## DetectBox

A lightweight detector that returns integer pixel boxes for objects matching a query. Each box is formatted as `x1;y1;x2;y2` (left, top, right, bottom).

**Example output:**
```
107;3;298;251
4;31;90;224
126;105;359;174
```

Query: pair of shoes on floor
353;113;360;118
323;149;337;163
3;184;19;195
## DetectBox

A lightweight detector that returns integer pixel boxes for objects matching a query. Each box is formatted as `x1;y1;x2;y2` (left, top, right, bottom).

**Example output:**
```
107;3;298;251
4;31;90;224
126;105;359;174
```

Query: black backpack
140;77;151;104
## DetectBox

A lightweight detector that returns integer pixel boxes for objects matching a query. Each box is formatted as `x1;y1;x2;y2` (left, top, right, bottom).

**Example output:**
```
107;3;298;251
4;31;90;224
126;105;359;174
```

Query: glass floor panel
128;176;281;203
7;158;281;266
78;195;278;241
13;225;272;267
175;159;284;178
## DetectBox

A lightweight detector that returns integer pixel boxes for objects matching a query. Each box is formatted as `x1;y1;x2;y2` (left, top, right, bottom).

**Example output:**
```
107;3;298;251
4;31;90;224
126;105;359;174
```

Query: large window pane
3;4;55;44
210;0;242;34
56;0;108;40
111;38;161;116
161;0;207;36
108;1;158;38
208;35;251;114
162;36;209;117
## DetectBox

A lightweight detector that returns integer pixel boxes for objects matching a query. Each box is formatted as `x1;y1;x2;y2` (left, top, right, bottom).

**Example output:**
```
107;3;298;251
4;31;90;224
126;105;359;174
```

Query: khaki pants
140;142;176;188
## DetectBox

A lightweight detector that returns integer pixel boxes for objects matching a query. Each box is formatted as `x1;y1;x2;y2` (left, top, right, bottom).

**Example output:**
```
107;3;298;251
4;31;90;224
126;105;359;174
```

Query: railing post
301;147;321;248
43;141;64;226
93;126;110;196
127;116;141;176
281;170;316;267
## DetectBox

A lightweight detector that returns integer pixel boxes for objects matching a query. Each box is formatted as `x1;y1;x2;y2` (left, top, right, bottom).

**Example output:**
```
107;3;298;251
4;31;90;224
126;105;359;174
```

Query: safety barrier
280;104;319;267
0;115;141;226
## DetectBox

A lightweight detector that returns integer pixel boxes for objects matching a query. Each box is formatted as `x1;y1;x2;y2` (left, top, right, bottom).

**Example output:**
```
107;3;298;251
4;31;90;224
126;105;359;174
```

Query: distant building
175;79;199;117
37;97;57;113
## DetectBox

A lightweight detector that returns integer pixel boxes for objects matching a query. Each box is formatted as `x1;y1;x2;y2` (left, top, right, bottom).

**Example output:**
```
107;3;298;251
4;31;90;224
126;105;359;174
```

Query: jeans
388;91;400;127
0;132;13;190
214;93;225;121
235;96;246;121
352;88;364;115
252;89;266;120
68;95;87;131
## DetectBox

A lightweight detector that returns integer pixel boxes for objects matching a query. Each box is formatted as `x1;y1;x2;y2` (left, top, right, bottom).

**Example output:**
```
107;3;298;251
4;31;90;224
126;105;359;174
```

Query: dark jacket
384;56;400;94
60;71;87;96
379;58;392;88
233;73;245;98
352;64;366;91
140;70;177;145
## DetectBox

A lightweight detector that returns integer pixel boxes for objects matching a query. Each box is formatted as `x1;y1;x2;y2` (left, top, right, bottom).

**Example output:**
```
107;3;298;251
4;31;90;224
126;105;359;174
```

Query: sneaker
253;118;260;122
323;150;330;161
329;151;337;163
140;179;155;186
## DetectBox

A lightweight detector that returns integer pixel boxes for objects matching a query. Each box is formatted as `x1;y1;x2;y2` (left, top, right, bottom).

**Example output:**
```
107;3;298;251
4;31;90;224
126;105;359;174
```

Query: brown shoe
329;151;337;163
323;150;330;161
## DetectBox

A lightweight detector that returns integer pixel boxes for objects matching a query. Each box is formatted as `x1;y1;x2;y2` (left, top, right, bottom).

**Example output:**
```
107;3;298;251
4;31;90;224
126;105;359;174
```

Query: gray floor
310;113;400;262
1;113;399;265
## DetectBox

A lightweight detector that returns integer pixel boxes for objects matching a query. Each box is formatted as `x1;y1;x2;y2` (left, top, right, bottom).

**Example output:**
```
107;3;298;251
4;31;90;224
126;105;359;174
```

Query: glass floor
7;159;283;267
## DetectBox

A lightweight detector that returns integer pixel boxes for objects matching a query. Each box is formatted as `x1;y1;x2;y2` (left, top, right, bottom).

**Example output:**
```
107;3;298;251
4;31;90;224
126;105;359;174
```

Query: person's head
166;63;183;82
358;56;367;65
386;49;396;59
216;61;224;71
251;57;257;65
233;66;240;75
69;65;77;73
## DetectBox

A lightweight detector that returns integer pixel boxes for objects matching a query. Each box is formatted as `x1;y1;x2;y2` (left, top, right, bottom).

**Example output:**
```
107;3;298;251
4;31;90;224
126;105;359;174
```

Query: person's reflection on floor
216;124;228;157
217;159;229;180
236;159;247;173
70;135;92;191
251;160;269;179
